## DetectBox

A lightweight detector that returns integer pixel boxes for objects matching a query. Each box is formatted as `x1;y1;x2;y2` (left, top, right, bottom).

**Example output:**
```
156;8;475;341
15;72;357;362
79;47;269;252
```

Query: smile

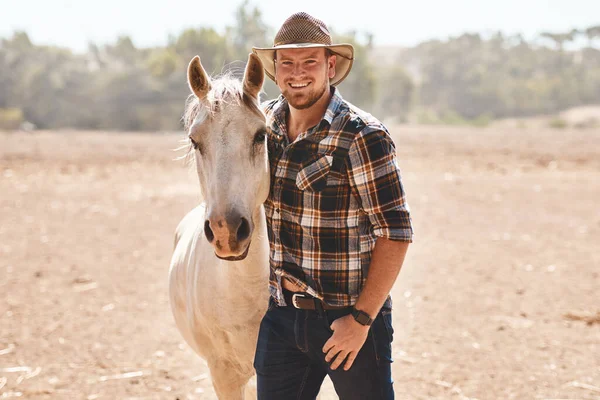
289;82;310;88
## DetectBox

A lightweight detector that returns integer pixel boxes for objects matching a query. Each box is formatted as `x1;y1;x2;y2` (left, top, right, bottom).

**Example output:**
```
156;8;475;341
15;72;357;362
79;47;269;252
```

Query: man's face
274;48;336;110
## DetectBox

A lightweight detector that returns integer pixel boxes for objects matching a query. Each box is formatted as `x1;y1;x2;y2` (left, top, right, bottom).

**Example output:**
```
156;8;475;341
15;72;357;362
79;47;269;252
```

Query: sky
1;0;599;52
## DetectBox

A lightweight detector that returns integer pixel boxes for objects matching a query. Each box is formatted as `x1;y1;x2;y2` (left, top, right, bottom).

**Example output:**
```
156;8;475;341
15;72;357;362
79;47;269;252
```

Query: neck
287;87;332;141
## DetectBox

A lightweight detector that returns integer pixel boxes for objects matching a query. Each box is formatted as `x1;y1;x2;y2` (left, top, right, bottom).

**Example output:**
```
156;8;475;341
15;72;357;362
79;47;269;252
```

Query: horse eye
253;129;266;144
190;137;202;153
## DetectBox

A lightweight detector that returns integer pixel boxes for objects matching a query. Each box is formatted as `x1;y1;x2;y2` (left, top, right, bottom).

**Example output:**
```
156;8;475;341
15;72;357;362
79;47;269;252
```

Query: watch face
353;309;372;326
357;313;370;325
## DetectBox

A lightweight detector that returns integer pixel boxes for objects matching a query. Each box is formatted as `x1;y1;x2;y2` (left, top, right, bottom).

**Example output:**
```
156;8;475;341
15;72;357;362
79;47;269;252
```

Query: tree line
1;1;599;131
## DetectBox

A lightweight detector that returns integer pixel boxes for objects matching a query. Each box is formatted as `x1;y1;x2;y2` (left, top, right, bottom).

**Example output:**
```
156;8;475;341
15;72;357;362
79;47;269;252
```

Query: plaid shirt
264;87;413;308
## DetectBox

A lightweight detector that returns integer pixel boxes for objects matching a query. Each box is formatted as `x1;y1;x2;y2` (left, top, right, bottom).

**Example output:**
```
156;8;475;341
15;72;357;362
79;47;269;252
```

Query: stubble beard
283;81;328;110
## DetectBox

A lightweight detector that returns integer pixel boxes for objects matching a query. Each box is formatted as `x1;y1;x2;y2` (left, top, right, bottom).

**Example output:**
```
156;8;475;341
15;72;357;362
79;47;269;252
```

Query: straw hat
252;12;354;86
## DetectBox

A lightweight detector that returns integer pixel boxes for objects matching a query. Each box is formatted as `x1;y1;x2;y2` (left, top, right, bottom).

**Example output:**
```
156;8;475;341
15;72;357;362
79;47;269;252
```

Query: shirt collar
322;86;344;126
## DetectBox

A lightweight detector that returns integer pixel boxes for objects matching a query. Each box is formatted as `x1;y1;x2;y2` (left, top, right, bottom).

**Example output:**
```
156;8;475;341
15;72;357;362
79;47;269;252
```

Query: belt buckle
291;293;307;309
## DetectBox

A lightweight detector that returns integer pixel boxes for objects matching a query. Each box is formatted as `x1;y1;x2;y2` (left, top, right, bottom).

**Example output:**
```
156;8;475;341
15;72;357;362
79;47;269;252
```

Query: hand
322;314;370;371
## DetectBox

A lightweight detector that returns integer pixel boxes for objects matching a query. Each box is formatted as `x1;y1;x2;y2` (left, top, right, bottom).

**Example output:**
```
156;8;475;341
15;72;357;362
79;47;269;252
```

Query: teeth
290;83;308;88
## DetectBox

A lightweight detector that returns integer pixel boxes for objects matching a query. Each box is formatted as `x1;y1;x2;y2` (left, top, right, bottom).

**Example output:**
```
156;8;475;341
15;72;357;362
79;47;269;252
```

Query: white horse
169;53;270;399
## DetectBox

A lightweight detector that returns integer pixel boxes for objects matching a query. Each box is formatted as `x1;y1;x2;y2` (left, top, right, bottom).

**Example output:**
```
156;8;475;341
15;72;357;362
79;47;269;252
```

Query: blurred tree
540;30;578;52
227;0;271;65
0;31;35;109
5;31;33;50
0;46;9;108
2;13;600;131
584;25;600;48
334;32;376;110
105;35;139;67
375;65;414;122
171;27;231;74
222;1;273;96
146;48;179;79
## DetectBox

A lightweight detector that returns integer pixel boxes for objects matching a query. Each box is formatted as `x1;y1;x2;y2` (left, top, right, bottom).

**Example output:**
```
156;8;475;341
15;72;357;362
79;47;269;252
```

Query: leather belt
282;289;347;310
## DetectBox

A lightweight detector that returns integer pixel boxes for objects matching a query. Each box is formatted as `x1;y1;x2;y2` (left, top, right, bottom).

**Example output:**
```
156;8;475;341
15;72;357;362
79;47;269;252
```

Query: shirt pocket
296;155;333;192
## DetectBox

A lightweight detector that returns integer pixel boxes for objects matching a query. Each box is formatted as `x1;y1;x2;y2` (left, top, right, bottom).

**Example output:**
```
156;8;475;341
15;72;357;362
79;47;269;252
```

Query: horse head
184;54;268;261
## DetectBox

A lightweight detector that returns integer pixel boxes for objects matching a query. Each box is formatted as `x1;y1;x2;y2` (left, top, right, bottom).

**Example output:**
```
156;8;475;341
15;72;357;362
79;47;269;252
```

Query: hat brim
252;43;354;86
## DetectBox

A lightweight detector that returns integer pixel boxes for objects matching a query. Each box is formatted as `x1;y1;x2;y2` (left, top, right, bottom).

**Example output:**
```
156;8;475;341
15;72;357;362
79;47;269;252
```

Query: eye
189;137;202;153
253;129;266;145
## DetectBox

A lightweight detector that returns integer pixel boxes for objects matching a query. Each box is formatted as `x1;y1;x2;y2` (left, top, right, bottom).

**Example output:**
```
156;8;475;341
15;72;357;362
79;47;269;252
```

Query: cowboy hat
252;12;354;86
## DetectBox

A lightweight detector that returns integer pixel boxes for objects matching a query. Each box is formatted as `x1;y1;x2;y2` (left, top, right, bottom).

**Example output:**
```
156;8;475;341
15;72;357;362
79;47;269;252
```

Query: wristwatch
351;307;374;326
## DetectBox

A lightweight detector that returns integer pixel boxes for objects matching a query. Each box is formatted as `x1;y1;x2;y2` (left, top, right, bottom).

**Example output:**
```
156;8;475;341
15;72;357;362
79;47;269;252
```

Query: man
252;12;413;400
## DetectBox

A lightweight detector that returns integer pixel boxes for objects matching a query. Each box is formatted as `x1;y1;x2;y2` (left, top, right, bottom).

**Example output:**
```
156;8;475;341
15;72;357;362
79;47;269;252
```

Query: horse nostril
237;217;250;242
204;220;214;243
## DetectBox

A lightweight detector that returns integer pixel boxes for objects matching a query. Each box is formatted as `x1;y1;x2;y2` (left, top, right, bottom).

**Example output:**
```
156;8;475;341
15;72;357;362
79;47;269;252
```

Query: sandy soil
1;126;599;400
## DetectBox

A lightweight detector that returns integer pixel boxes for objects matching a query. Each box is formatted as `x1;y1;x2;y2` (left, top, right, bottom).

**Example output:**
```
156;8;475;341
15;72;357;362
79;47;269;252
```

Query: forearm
354;238;410;318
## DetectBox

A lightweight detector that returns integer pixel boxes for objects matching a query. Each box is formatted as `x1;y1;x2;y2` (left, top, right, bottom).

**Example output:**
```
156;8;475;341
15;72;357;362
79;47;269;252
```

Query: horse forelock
183;75;262;131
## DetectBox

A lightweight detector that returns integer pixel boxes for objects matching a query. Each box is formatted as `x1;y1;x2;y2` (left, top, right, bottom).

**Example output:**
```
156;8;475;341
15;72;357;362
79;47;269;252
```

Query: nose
204;211;251;254
292;62;304;76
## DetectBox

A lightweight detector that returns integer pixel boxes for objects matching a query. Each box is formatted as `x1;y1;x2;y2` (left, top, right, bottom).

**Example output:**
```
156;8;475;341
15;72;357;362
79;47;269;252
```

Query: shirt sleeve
346;125;414;242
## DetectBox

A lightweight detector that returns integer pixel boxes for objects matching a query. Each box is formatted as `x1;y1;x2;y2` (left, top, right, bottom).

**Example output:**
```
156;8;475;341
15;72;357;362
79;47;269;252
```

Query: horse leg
208;359;252;400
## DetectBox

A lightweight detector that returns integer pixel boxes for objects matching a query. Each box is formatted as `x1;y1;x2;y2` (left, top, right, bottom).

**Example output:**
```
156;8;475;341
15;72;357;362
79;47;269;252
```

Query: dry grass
1;126;599;399
564;311;600;326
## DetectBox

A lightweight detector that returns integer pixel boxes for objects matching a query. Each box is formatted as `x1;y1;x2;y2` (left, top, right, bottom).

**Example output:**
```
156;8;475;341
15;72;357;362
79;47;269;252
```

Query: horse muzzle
204;210;253;260
215;242;251;261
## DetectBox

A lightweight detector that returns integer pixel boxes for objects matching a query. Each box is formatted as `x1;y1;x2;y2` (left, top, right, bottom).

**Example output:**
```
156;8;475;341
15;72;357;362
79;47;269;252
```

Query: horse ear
243;53;264;99
187;56;211;99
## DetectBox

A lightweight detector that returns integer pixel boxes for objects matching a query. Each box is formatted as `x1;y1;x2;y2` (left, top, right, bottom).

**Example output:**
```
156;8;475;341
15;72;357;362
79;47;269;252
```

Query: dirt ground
1;125;599;400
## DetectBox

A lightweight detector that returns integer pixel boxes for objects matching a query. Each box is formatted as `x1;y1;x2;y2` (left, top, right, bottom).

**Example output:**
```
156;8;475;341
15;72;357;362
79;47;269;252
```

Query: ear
243;53;264;99
328;53;337;80
187;56;211;99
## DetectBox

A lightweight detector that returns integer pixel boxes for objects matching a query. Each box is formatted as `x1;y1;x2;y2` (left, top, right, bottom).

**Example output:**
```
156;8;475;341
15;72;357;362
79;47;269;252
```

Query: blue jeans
254;297;395;400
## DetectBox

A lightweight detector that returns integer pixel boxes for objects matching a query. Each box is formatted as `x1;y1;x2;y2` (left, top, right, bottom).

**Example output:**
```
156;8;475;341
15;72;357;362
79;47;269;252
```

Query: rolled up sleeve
347;125;414;242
